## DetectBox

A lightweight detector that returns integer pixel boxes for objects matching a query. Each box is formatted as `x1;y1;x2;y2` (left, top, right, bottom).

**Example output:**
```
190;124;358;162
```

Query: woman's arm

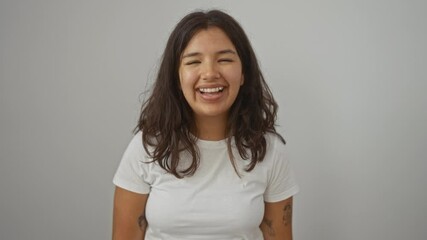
112;186;149;240
260;197;294;240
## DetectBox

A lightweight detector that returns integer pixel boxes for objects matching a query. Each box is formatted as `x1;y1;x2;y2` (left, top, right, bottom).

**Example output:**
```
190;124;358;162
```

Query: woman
113;9;299;240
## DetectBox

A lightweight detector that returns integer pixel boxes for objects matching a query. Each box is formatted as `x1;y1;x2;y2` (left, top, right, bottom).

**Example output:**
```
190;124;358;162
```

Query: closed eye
219;58;233;63
185;60;201;65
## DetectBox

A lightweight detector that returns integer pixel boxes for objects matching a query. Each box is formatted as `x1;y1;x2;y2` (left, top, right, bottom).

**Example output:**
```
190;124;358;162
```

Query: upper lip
196;84;225;89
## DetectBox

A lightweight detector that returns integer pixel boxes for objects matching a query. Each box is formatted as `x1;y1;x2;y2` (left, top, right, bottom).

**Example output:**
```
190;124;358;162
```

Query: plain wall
1;0;426;239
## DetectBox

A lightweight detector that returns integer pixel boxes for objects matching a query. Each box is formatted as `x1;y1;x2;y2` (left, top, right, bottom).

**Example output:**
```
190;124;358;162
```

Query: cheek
223;64;243;84
226;70;244;86
179;69;196;88
179;70;197;101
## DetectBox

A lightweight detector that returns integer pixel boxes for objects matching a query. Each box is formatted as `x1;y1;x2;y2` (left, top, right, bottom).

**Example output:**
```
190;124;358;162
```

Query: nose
201;61;220;80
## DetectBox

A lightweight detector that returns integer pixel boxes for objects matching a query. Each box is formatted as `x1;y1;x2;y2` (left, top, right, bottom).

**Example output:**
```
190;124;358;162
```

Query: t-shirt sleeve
264;136;299;202
112;132;151;194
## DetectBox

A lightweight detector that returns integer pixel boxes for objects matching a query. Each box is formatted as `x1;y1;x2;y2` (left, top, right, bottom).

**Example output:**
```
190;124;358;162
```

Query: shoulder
125;131;144;155
264;132;286;154
259;132;291;174
262;133;299;202
122;131;154;164
130;131;143;146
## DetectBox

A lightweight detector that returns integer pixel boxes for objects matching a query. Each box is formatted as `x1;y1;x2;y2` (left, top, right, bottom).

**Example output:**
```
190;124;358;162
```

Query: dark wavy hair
135;9;285;178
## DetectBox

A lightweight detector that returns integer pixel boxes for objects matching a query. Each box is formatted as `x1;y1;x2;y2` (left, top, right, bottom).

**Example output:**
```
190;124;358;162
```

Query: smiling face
179;27;244;126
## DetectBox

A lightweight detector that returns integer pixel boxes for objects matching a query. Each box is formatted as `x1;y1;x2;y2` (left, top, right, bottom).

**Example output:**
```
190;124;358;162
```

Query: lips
197;86;225;101
198;86;224;93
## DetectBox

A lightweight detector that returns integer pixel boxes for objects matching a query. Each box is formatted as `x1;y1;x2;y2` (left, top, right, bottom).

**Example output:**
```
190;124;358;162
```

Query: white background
1;0;426;239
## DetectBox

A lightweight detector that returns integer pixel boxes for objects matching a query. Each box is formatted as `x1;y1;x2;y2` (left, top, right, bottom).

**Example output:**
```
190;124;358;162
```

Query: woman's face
178;27;244;124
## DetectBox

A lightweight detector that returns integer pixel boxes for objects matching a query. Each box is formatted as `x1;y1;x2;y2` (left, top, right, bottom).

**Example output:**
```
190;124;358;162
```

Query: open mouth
198;87;224;94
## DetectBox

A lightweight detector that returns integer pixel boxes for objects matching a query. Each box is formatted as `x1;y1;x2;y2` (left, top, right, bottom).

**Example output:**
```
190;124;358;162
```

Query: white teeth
199;87;224;93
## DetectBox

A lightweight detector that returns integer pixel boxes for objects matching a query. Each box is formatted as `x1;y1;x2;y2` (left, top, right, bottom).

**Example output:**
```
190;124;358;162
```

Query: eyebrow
181;49;237;59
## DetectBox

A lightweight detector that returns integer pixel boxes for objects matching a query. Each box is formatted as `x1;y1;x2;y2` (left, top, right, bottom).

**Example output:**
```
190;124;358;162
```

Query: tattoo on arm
282;203;293;226
138;213;147;230
262;217;276;237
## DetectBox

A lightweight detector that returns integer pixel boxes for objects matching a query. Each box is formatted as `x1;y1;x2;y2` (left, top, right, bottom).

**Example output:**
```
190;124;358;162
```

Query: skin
260;197;294;240
112;187;148;240
179;26;244;140
113;190;294;240
113;26;294;239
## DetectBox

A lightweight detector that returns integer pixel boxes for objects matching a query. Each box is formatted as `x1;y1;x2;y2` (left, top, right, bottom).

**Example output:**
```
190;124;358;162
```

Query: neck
194;115;228;141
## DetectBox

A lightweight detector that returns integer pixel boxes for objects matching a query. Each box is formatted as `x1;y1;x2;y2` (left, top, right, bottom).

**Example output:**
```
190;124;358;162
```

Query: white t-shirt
113;132;299;240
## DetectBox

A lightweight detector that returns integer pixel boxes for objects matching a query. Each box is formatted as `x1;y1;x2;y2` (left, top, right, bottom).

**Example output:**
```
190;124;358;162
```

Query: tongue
200;91;222;100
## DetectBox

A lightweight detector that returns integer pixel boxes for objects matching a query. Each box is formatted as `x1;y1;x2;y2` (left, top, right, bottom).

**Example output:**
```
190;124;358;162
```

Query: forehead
182;27;236;53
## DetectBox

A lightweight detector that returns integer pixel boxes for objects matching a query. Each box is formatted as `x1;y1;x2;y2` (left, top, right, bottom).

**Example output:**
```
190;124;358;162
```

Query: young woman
112;9;299;240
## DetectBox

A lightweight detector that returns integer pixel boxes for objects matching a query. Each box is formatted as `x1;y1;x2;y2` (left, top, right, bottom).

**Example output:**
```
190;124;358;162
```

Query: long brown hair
136;10;285;178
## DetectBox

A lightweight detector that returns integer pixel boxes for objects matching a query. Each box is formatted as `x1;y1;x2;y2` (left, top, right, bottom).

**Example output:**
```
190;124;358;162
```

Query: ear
240;74;244;86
